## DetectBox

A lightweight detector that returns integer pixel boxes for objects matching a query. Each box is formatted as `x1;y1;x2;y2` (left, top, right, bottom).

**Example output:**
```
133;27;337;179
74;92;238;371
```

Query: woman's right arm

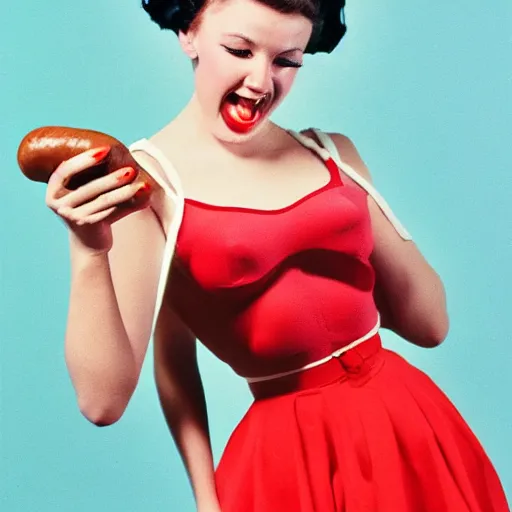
46;146;166;426
65;205;165;426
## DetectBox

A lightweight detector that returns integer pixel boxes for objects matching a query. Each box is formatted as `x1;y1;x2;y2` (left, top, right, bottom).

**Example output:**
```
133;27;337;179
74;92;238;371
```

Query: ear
178;30;198;59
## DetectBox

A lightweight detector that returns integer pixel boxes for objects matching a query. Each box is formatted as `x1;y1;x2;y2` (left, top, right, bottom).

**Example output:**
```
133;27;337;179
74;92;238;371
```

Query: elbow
78;397;127;427
70;365;139;427
425;284;450;347
418;313;450;348
422;324;449;348
77;381;136;427
414;275;450;348
393;300;450;348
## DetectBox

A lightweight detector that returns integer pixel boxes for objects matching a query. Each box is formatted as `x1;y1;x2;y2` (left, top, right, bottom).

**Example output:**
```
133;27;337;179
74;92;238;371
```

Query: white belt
245;316;381;384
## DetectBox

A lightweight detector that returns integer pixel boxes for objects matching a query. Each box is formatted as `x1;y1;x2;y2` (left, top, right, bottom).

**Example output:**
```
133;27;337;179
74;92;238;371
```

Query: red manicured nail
134;182;150;197
117;167;135;181
91;146;111;161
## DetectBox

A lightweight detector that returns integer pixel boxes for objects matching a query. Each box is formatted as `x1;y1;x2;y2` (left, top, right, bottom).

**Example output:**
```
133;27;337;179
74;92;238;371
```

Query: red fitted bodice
166;156;379;378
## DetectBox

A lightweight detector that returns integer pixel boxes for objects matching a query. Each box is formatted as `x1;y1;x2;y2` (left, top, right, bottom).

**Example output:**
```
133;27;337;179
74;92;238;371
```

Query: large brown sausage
17;126;157;209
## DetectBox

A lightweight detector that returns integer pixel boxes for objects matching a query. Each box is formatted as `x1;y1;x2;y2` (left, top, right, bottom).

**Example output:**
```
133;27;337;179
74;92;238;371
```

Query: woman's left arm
329;133;449;348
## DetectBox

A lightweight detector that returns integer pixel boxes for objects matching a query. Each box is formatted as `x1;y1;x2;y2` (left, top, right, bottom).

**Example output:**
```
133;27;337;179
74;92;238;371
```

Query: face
180;0;313;143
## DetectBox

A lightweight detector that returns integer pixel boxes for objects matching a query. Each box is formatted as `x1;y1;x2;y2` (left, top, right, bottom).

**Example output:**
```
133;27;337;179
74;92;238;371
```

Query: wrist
69;239;111;276
194;477;221;512
69;229;110;257
197;502;222;512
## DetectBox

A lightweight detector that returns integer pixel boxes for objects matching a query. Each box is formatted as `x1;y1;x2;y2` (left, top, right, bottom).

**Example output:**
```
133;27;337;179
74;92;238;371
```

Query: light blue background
1;1;510;510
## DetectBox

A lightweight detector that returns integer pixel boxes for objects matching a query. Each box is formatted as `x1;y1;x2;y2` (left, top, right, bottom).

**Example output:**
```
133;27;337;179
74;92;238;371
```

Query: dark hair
141;0;347;54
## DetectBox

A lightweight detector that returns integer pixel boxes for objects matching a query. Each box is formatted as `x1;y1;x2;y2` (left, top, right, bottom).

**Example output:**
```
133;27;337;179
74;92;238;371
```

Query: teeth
254;95;267;108
251;94;270;116
231;93;269;105
222;92;271;125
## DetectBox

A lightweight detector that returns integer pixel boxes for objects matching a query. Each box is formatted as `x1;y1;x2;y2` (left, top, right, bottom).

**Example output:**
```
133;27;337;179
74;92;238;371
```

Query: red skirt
215;335;509;511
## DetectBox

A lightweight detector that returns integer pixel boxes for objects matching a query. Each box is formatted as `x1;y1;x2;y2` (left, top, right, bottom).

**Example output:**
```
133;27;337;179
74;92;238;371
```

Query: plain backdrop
1;1;510;510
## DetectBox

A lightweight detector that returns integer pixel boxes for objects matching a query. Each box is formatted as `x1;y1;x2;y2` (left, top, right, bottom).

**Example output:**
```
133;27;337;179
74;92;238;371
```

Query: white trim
245;315;381;384
129;139;185;338
287;129;332;162
309;129;413;241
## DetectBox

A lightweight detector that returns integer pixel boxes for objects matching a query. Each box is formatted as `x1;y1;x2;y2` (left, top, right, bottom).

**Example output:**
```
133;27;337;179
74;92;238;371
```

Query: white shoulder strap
129;138;186;337
310;129;412;241
287;129;332;161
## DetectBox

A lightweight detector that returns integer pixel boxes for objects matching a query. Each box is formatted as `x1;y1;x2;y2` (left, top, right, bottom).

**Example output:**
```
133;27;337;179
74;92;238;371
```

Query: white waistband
245;316;381;384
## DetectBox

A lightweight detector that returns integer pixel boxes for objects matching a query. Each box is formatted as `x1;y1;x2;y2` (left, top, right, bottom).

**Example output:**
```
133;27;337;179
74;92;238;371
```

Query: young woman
44;0;509;510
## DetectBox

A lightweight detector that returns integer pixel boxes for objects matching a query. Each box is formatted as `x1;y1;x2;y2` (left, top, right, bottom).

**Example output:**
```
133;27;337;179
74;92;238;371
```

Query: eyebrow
224;32;303;53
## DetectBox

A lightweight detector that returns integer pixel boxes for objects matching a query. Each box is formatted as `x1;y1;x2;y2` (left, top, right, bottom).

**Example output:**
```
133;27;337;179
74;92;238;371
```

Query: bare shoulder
324;132;413;241
326;132;374;183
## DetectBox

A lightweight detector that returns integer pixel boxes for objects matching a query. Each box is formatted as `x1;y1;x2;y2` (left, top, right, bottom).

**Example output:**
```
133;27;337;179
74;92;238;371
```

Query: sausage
17;126;157;209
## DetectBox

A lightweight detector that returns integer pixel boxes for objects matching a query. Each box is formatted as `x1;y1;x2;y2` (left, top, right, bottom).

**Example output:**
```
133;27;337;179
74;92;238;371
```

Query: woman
44;0;509;510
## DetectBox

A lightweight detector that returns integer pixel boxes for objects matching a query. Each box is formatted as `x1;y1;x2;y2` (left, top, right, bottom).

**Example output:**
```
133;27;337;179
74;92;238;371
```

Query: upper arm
327;132;415;251
327;132;431;293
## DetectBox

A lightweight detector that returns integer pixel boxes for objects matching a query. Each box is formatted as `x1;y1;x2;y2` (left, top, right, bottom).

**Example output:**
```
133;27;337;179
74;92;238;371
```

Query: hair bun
307;0;347;54
141;0;197;34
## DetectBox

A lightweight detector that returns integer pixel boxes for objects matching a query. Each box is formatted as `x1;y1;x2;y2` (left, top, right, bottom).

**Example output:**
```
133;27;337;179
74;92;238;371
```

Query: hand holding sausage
17;126;159;254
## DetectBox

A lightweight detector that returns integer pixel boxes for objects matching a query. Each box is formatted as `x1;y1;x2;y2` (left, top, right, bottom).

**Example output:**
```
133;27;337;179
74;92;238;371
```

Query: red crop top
129;129;412;378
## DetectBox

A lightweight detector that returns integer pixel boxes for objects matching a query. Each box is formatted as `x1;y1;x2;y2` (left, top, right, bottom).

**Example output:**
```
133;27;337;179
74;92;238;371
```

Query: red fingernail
134;182;150;197
118;167;135;181
91;146;110;161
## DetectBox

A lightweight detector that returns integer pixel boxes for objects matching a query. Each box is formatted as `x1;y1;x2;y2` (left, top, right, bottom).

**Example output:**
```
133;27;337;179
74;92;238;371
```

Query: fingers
57;166;137;209
46;146;110;206
57;181;146;226
76;206;118;226
45;146;149;228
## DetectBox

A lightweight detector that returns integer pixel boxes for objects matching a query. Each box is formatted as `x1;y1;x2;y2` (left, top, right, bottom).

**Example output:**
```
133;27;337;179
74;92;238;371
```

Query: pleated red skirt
215;335;509;511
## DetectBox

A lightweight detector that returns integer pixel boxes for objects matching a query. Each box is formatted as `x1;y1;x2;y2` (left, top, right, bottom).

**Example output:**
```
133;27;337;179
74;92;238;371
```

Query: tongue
235;98;257;121
221;95;262;134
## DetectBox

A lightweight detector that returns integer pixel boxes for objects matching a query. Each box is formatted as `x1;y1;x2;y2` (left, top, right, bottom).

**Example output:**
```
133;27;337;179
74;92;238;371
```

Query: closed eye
223;46;252;58
275;58;303;69
222;46;303;69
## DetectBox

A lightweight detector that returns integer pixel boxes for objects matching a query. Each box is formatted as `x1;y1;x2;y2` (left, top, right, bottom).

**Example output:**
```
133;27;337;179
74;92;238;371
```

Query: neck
175;93;284;159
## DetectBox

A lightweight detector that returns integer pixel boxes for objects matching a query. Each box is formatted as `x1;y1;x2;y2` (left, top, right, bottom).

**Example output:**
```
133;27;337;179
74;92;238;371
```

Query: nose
244;57;273;95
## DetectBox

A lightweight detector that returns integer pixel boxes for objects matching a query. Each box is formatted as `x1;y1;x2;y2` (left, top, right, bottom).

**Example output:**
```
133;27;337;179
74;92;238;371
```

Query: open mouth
220;92;271;134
